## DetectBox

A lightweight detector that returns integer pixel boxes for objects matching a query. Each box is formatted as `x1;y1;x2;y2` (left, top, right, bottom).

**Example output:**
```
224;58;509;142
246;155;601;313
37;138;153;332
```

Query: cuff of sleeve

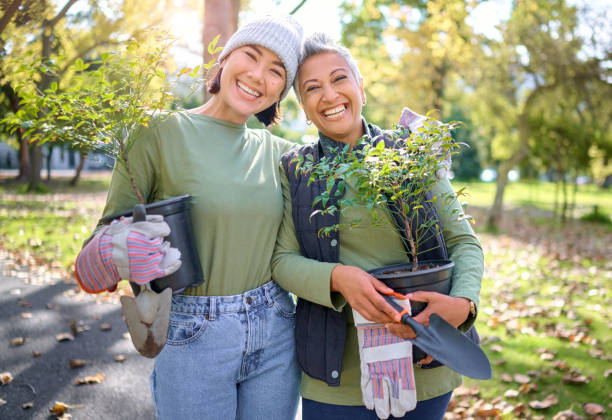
305;262;344;309
451;294;478;332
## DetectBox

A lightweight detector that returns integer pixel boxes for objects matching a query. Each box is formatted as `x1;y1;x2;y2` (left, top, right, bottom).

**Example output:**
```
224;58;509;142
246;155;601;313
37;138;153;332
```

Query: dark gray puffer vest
280;123;450;386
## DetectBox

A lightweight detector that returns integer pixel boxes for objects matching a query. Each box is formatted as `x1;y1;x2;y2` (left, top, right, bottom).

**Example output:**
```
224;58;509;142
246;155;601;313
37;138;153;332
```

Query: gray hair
293;32;362;103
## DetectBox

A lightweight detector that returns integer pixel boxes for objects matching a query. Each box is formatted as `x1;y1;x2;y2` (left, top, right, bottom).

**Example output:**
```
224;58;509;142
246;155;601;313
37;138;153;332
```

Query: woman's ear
359;78;366;105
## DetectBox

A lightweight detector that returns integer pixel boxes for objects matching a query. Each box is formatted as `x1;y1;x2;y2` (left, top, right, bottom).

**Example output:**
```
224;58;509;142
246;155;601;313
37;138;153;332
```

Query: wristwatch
467;299;477;317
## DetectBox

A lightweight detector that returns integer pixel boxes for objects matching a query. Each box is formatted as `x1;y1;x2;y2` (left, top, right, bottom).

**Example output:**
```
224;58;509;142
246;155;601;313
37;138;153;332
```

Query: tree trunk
202;0;240;102
70;150;87;186
27;142;42;191
486;162;510;230
17;133;29;181
560;175;568;223
46;144;53;180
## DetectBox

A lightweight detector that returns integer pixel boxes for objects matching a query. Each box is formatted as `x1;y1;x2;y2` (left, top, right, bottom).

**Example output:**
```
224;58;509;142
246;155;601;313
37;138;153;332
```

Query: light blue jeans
150;281;300;420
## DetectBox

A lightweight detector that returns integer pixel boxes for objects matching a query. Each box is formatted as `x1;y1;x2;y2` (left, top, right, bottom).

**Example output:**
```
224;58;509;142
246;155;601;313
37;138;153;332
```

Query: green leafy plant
3;30;216;204
293;119;469;271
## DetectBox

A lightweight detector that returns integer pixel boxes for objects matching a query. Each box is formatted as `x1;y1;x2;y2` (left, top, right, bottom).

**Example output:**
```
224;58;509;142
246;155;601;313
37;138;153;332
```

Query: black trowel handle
382;294;426;336
129;204;147;296
133;204;146;222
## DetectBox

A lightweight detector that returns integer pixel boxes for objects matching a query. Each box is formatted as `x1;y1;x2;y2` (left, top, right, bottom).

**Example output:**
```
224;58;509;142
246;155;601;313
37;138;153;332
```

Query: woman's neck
188;97;248;125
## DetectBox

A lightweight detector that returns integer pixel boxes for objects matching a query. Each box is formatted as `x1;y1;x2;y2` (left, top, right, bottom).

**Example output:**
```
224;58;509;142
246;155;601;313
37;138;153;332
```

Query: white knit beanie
218;15;303;101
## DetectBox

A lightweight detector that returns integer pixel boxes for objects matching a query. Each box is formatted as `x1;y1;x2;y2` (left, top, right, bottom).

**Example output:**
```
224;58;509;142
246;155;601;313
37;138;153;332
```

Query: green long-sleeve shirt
271;134;484;404
101;111;294;296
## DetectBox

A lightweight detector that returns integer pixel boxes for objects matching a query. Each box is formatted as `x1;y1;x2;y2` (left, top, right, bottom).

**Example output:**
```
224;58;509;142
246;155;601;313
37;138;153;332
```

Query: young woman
272;32;484;419
75;16;303;420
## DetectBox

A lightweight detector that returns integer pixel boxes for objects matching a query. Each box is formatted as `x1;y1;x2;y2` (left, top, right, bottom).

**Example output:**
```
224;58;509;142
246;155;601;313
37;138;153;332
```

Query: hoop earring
306;120;312;125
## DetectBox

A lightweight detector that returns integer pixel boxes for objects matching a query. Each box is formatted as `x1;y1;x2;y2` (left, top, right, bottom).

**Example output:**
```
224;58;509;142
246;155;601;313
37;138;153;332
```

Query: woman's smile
236;80;262;100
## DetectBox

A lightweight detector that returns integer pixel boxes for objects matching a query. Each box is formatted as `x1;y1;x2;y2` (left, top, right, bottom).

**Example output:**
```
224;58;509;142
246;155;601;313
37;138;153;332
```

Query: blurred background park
0;0;610;419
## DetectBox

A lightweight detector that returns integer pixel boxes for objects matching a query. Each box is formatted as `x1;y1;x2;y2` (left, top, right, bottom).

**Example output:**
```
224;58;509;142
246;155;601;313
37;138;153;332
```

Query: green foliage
294;118;463;267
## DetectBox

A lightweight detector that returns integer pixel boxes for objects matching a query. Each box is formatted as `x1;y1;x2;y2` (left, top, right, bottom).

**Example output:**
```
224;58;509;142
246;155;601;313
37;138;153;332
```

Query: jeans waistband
171;281;288;317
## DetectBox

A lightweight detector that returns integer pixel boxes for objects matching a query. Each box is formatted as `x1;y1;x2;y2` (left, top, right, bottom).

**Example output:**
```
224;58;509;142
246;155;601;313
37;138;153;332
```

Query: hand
409;291;471;328
331;265;400;323
75;215;181;293
107;215;182;285
384;291;470;365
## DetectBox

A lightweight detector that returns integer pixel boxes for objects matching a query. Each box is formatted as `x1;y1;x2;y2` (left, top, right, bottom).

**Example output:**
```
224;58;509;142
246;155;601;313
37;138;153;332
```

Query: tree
1;0;179;189
201;0;241;102
466;0;611;228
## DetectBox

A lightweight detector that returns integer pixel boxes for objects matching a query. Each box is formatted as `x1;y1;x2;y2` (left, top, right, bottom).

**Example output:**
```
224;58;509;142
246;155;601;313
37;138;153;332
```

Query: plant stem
401;207;418;271
119;137;144;205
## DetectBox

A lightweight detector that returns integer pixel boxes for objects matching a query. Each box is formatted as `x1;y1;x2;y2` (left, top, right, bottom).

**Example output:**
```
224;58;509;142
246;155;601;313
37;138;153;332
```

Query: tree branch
47;0;79;28
0;0;22;36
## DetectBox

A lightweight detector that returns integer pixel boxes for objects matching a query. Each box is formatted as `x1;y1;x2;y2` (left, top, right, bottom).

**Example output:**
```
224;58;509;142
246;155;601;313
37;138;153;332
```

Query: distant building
0;143;113;171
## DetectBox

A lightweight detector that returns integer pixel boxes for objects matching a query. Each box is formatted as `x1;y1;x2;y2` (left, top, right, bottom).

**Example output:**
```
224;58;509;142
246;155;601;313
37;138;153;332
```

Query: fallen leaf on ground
1;372;13;385
32;351;41;358
76;373;105;385
55;333;74;342
529;394;559;409
22;401;34;409
504;389;519;398
10;337;26;346
0;397;6;406
518;383;538;393
21;312;32;319
563;373;589;384
100;323;112;331
514;373;531;384
584;403;604;415
69;359;87;368
114;354;126;363
552;409;584;420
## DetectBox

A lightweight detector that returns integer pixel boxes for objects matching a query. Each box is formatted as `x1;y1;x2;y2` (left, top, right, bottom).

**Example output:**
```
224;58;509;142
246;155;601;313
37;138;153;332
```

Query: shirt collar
318;118;372;159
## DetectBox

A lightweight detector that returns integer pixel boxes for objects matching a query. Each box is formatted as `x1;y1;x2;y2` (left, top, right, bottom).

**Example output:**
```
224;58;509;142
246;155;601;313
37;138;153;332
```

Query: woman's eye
245;51;256;60
271;68;283;77
334;75;347;82
305;85;319;92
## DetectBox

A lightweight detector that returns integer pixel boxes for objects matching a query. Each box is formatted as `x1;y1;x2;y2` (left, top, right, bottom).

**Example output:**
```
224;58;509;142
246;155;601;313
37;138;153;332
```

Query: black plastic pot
368;259;454;316
100;194;204;294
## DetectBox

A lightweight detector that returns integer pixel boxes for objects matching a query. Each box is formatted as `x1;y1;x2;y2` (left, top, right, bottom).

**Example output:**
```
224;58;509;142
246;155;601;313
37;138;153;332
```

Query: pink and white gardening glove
75;215;181;294
353;299;417;419
399;106;451;179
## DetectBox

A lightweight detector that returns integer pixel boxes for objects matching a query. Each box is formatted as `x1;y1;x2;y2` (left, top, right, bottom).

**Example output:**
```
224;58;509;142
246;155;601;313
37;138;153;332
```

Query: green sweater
101;111;294;296
271;137;484;404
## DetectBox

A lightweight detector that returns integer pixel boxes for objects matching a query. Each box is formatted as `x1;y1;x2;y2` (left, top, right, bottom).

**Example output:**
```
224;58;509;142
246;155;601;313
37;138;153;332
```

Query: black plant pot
368;259;454;316
369;259;455;366
101;194;204;295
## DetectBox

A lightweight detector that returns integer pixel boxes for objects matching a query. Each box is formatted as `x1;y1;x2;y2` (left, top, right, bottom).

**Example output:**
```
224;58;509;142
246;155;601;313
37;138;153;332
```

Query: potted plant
5;32;222;294
294;110;470;315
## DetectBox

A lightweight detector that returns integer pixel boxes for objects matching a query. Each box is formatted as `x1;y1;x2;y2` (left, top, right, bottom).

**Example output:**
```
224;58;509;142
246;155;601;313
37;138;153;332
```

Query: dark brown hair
206;67;282;126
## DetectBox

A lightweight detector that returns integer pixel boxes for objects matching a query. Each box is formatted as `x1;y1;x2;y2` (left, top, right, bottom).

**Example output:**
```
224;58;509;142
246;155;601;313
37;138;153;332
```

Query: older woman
75;16;303;420
272;32;484;419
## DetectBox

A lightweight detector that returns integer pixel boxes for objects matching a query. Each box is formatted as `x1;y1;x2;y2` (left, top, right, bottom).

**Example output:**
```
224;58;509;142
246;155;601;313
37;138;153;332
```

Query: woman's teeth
324;105;346;118
237;81;261;98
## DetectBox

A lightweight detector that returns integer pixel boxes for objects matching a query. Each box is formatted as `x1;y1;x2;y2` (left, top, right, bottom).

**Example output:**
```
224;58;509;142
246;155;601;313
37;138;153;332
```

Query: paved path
0;251;303;420
0;251;155;420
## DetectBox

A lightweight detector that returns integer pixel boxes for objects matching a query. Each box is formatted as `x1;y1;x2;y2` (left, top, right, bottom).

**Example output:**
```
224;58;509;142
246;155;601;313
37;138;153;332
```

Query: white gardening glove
353;298;417;419
106;215;182;284
76;214;182;293
399;106;451;179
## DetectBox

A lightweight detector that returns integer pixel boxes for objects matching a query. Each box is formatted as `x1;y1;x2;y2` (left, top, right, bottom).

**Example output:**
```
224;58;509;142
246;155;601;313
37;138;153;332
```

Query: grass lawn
1;173;611;419
453;180;612;220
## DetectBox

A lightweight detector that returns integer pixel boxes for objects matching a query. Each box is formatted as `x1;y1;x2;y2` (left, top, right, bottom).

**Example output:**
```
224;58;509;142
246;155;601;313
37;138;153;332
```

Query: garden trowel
120;205;171;358
383;294;492;379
